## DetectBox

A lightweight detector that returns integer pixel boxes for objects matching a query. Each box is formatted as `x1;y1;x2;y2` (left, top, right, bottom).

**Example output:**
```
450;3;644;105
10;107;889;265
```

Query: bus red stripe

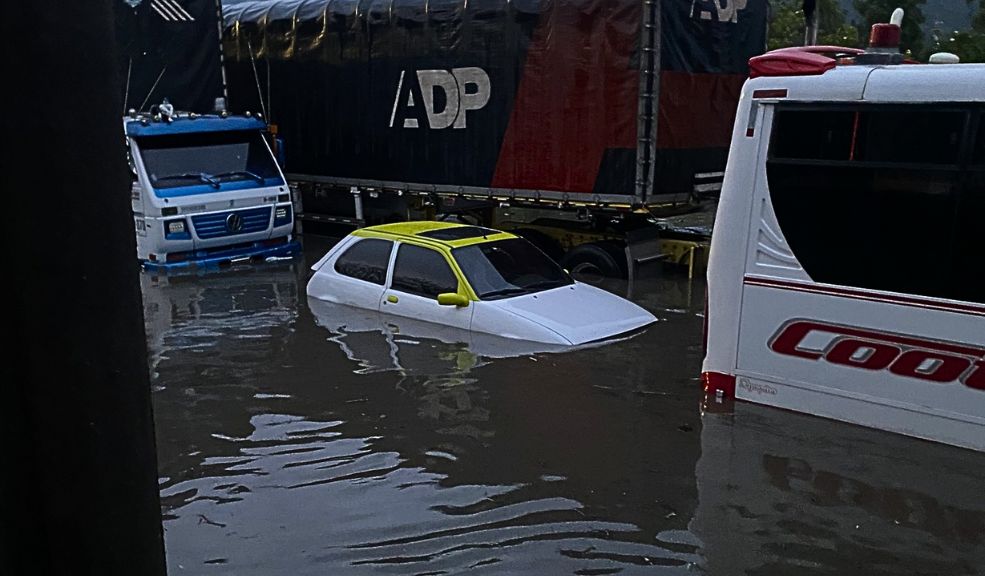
743;276;985;317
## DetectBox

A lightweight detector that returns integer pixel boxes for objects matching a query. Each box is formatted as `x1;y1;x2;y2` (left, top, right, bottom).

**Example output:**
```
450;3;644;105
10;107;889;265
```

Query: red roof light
748;46;864;79
869;23;901;50
749;50;837;79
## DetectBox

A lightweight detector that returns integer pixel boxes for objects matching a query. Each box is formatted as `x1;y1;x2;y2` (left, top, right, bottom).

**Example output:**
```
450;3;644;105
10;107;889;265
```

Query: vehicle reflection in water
141;265;300;386
691;400;985;575
142;245;983;575
146;251;705;575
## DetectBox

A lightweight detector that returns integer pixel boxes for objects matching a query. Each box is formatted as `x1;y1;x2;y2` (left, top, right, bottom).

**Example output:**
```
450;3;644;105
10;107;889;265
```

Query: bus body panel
734;282;985;451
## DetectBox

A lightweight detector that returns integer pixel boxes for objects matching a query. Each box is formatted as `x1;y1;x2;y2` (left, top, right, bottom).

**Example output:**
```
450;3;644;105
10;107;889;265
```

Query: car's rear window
334;238;393;285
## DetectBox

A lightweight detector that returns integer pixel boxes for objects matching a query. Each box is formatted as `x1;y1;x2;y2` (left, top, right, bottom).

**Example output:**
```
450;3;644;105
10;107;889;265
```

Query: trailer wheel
513;229;565;263
560;242;625;283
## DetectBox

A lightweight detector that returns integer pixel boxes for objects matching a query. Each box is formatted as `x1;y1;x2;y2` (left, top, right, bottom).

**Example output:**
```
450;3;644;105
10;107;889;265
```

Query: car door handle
386;295;399;304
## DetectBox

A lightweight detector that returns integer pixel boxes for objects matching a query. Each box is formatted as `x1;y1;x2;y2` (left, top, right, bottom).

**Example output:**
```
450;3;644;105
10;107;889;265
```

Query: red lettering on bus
889;350;972;383
769;320;984;391
965;361;985;391
825;338;899;370
768;320;824;359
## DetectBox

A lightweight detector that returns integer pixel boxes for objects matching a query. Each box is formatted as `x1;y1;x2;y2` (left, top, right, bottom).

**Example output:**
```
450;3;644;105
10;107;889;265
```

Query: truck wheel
514;229;565;263
560;243;625;283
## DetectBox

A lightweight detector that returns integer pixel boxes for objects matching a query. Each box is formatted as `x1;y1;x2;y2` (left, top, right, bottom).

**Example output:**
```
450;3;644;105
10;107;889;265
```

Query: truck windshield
136;130;283;196
454;238;573;300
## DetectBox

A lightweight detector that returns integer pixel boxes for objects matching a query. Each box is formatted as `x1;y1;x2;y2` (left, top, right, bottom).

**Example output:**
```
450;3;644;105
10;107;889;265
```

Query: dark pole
1;1;168;575
803;0;819;45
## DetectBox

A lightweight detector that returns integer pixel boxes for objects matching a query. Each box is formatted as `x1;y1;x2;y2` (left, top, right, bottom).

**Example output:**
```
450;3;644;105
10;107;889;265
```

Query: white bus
701;25;985;451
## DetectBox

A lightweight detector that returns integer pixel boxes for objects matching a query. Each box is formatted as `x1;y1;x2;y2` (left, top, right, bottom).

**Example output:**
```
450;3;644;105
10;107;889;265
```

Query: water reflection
691;400;985;575
145;254;705;575
142;246;983;575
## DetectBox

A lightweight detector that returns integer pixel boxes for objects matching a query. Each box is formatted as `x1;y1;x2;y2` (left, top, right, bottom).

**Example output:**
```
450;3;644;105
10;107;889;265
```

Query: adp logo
769;320;985;391
690;0;747;23
389;67;491;130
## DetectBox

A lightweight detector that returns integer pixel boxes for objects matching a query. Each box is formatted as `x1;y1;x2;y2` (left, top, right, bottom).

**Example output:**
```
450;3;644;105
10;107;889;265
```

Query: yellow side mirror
437;293;469;307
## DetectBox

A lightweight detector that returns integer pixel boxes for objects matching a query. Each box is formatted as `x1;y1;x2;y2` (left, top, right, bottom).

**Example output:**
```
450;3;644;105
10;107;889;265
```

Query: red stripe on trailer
491;0;639;194
656;71;746;149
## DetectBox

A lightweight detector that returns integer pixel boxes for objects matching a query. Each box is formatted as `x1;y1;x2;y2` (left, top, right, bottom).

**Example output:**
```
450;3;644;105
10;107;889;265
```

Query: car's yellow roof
353;221;515;249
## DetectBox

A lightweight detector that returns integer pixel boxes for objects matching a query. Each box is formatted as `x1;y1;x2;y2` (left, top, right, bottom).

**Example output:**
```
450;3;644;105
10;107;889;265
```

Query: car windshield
453;238;573;300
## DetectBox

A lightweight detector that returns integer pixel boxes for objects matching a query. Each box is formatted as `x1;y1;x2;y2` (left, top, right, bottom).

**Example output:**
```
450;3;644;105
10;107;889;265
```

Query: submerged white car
306;222;657;345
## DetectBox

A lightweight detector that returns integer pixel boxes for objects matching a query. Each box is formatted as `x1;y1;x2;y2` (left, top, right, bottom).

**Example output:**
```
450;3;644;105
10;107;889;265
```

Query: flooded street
144;239;985;575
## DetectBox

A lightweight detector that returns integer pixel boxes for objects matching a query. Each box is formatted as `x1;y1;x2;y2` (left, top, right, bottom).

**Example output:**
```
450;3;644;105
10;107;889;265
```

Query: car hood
487;282;657;345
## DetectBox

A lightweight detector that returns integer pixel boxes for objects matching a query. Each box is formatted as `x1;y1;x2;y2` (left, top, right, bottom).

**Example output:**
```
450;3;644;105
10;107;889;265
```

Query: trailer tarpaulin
655;0;768;196
115;0;225;114
222;0;767;205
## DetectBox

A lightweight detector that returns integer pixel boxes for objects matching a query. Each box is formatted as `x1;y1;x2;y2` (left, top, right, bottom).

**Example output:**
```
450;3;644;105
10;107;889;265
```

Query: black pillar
1;2;168;575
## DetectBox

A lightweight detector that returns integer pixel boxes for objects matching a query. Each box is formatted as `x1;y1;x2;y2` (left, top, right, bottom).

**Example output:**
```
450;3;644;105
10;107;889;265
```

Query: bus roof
744;63;985;104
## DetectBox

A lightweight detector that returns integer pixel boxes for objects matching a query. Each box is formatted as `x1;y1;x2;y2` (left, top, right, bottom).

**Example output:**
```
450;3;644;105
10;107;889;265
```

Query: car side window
334;238;393;285
391;244;459;299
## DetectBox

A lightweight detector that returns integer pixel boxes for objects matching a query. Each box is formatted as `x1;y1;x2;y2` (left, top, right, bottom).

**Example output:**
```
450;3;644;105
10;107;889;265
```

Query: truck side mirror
275;136;286;169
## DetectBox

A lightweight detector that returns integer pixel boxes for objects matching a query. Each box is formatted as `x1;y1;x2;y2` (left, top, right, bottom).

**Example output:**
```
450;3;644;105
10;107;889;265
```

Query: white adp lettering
690;0;748;24
389;67;491;129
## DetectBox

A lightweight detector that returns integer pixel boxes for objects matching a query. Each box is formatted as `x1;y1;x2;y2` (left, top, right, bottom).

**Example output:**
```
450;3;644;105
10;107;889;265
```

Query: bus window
856;110;965;165
953;115;985;303
767;105;982;305
770;110;855;161
974;117;985;165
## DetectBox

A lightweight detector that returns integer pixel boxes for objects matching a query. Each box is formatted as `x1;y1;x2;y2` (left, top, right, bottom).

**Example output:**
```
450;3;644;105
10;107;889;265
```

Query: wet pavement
144;238;985;575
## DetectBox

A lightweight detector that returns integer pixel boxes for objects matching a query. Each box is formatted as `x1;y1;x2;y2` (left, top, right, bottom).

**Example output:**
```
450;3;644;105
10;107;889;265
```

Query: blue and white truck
125;104;300;270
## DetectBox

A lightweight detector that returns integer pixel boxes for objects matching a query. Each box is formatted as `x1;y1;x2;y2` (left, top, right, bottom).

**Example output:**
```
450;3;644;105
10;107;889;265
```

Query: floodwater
144;238;985;575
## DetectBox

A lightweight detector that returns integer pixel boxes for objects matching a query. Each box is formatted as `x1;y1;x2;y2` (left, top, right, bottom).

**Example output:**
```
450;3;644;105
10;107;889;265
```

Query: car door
312;236;393;310
382;242;473;331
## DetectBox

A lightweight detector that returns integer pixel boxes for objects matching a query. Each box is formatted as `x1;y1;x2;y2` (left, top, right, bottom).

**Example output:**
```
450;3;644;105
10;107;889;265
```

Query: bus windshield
454;238;573;300
136;130;284;197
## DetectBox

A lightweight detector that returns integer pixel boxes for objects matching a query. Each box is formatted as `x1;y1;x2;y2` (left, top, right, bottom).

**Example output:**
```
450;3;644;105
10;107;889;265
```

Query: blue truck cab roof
124;114;267;137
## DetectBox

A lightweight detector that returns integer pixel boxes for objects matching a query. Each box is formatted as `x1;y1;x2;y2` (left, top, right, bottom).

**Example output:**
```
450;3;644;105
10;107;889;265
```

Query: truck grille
192;207;272;239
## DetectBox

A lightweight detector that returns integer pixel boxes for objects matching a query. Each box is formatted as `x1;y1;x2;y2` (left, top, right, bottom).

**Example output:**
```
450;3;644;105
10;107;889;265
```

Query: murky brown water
144;238;985;575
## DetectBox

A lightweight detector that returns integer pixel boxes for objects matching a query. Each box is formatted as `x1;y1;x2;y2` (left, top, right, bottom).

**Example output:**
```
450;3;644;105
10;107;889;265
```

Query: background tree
931;1;985;62
853;0;926;55
769;0;859;50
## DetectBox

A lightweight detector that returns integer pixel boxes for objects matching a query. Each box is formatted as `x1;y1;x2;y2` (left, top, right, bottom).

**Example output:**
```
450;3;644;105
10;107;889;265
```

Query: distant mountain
837;0;979;35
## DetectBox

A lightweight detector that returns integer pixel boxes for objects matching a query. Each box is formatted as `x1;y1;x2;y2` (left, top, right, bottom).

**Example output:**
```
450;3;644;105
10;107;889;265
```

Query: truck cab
126;107;300;270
